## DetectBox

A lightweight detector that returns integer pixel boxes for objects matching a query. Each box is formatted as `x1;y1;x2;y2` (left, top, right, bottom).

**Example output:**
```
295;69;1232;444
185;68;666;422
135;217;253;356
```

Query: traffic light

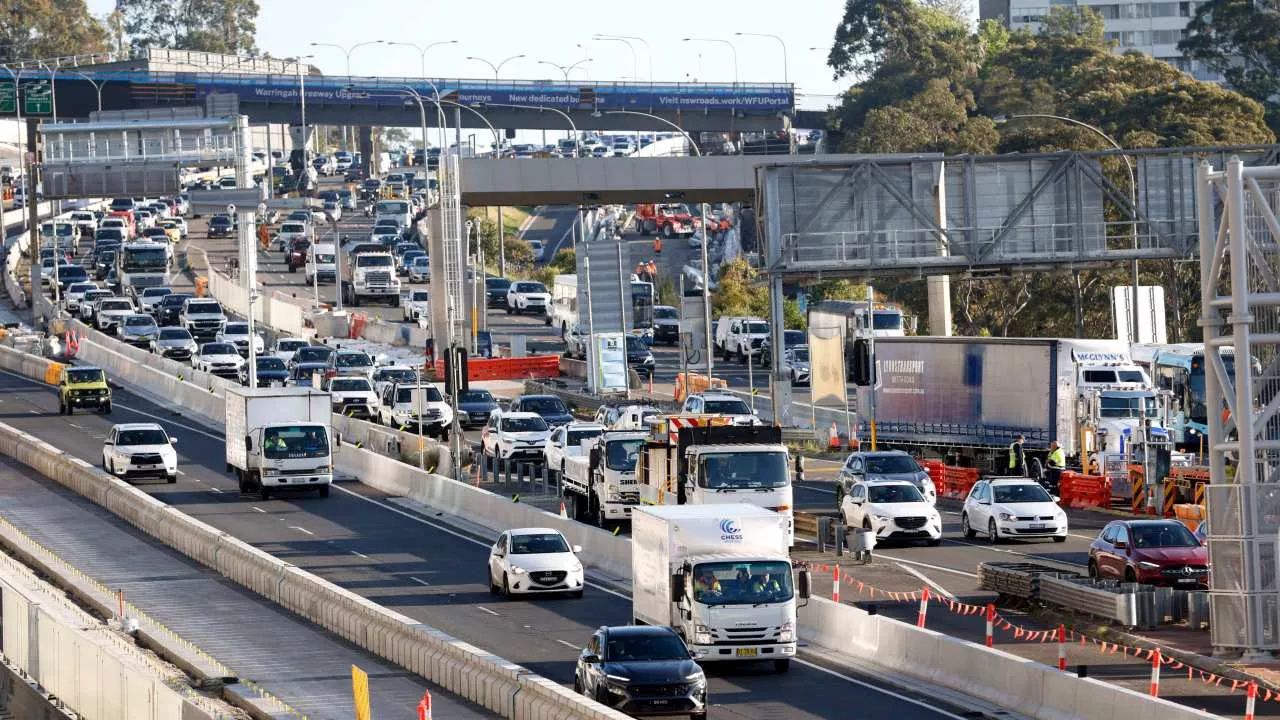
444;347;469;396
851;339;875;386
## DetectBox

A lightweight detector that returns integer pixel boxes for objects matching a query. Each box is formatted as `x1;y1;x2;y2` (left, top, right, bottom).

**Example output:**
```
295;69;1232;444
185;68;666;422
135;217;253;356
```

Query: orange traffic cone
850;423;861;451
828;422;840;451
559;501;569;519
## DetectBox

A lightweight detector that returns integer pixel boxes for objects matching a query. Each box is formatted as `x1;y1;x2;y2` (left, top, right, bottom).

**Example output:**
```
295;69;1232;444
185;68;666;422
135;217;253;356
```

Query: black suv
508;394;573;426
155;292;194;326
575;625;707;719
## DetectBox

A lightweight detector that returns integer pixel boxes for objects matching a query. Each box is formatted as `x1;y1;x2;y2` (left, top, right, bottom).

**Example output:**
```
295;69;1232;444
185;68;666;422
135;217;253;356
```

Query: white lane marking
350;550;369;559
68;423;86;429
208;487;223;494
289;526;314;536
555;639;579;649
251;506;266;513
409;576;430;586
871;553;978;579
476;606;500;616
26;410;38;414
895;563;956;599
796;484;835;495
943;538;1087;570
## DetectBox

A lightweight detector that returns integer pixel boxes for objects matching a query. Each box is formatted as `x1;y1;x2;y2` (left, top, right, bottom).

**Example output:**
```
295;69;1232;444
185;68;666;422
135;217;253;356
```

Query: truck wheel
351;293;360;307
261;486;271;501
319;485;330;498
662;224;674;239
773;659;791;673
544;314;551;326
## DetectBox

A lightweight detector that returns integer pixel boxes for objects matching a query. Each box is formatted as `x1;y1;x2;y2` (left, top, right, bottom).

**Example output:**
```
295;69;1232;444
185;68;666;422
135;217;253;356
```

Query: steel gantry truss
1198;157;1280;655
758;145;1280;279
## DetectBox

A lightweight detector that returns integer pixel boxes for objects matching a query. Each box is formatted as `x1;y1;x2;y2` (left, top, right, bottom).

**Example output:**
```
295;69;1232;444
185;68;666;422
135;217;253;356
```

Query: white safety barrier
797;597;1219;720
0;347;631;720
0;514;217;719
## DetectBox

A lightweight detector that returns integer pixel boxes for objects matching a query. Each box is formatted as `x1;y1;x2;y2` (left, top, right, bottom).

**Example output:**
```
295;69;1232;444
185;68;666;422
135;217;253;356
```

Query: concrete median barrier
797;597;1218;720
0;414;627;720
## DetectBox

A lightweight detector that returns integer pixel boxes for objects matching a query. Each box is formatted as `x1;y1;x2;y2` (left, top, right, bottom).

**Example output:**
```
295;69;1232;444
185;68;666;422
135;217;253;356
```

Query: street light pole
682;37;739;83
466;55;527;79
387;39;459;78
595;35;653;80
311;41;384;151
735;32;788;84
591;36;638;81
997;113;1141;343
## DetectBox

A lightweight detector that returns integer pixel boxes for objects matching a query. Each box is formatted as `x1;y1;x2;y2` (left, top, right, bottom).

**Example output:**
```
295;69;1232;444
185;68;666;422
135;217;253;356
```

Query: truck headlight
779;621;795;643
607;490;621;502
694;625;712;645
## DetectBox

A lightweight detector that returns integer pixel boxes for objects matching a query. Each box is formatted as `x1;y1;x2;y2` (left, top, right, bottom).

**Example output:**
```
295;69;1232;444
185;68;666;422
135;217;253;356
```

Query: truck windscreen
699;452;789;489
605;439;645;472
262;426;330;459
692;561;794;605
873;311;902;330
1099;395;1159;418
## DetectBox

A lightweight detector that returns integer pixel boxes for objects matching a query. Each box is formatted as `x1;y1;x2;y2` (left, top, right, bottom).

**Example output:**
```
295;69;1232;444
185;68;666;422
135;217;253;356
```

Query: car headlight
998;512;1014;521
779;621;795;643
508;565;526;575
873;514;891;523
1137;561;1162;571
605;674;631;684
694;624;712;645
571;562;583;573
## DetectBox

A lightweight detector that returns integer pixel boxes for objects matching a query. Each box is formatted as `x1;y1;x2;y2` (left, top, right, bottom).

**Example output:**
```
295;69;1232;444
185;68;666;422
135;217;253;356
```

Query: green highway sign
22;82;51;115
0;82;14;114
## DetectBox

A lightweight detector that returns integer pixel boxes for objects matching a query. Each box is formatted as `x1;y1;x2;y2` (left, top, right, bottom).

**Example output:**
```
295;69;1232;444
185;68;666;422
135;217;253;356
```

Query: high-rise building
979;0;1222;81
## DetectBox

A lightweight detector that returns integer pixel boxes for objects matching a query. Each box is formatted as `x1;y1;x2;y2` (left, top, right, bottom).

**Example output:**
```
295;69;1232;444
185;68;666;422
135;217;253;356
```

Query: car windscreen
377;369;417;384
502;416;548;432
604;633;692;661
514;282;546;294
567;429;603;446
159;328;191;340
294;347;333;363
282;223;306;233
698;452;788;489
224;323;248;334
330;378;370;392
100;300;133;311
255;357;286;370
992;483;1054;504
793;348;809;363
486;278;511;290
202;343;237;355
868;484;925;503
703;399;751;415
654;307;678;320
142;288;172;297
520;397;567;415
278;340;308;351
185;302;222;314
1130;523;1200;548
117;428;168;445
262;425;329;459
66;368;104;383
510;533;570;554
336;353;372;367
461;390;494;403
124;315;155;327
864;456;919;474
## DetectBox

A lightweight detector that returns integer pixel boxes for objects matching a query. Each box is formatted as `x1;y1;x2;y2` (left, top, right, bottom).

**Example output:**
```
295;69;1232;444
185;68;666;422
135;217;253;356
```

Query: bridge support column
928;162;953;336
358;127;374;177
769;273;793;426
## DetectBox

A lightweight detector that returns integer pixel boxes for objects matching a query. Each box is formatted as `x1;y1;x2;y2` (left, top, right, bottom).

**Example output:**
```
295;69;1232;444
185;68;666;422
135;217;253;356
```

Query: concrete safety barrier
0;544;219;720
0;344;631;720
797;597;1220;720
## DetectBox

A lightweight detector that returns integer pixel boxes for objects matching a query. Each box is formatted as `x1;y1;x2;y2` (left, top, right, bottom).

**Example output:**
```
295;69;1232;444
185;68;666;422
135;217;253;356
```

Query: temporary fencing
433;354;560;381
1058;471;1111;510
807;560;1280;708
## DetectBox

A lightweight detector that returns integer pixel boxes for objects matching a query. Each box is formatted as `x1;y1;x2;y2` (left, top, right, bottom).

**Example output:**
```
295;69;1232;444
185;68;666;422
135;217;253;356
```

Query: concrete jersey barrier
0;345;632;720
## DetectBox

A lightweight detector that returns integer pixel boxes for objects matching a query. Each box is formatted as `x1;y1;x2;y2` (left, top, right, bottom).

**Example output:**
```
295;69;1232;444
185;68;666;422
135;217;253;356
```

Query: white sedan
544;422;605;474
102;422;178;483
841;481;942;546
487;527;584;598
271;337;310;364
961;478;1068;544
192;341;245;378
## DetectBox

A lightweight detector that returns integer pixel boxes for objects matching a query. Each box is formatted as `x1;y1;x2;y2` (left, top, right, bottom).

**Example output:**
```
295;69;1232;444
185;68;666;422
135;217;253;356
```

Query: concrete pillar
358;126;374;177
927;161;953;336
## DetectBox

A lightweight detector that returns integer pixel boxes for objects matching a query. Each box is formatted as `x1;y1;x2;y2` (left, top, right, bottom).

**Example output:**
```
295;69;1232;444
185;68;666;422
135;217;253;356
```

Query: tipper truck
631;505;810;673
856;337;1161;472
637;418;795;545
562;430;647;528
225;387;334;500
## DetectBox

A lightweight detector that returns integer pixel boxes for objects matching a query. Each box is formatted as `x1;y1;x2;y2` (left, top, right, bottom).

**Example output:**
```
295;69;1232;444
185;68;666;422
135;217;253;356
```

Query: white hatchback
487;527;584;598
961;478;1068;544
841;480;942;546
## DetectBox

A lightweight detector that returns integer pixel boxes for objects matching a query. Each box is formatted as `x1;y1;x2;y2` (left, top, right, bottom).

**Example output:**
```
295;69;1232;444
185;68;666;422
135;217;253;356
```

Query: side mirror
671;572;686;603
169;437;178;445
581;653;600;664
571;544;584;554
852;497;864;505
103;440;114;446
244;437;252;451
798;569;812;600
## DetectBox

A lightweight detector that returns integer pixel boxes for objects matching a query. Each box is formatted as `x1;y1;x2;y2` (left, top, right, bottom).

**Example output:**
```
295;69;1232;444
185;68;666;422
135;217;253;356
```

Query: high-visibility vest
1008;442;1020;468
1047;447;1065;468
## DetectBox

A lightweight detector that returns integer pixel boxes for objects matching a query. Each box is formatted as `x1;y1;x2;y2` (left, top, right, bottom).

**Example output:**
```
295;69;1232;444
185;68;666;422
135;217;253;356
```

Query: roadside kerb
0;348;631;720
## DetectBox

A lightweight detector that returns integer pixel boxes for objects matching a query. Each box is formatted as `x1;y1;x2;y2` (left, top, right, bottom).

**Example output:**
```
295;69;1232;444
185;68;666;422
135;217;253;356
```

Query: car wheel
926;538;941;547
167;472;177;484
1124;567;1137;583
1052;535;1066;543
102;455;108;472
102;401;112;414
961;513;976;539
988;519;1000;544
1087;560;1099;579
505;305;512;315
571;588;584;599
544;315;551;326
502;573;512;598
318;485;330;498
488;567;499;595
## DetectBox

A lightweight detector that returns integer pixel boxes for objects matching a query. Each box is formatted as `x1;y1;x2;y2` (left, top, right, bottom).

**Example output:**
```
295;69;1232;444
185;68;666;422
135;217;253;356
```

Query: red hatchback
1088;519;1209;588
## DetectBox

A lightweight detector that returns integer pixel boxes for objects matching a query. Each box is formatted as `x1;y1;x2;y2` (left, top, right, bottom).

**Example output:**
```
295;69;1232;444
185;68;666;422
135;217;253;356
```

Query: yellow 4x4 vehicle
57;366;112;415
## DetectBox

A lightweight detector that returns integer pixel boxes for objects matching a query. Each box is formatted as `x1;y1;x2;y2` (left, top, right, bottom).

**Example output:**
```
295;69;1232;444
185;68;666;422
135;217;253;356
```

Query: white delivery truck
225;387;334;500
632;505;810;673
562;430;647;528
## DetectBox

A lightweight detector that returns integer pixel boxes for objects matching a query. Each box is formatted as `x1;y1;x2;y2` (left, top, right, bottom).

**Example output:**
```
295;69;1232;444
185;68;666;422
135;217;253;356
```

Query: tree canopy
0;0;109;64
1180;0;1280;132
116;0;261;55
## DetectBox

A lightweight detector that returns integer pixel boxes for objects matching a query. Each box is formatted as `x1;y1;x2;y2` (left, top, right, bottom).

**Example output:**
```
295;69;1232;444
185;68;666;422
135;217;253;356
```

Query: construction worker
1008;434;1026;476
1044;440;1066;493
653;235;663;255
749;571;783;597
693;568;721;599
257;223;270;250
646;260;657;281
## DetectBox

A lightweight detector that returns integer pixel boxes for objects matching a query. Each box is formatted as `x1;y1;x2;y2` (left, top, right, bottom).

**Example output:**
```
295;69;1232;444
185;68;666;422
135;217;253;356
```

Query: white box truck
225;387;334;500
631;505;810;673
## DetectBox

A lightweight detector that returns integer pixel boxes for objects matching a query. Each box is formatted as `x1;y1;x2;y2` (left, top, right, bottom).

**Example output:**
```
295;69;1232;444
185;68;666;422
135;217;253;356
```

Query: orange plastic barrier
1173;503;1206;532
920;459;946;495
433;355;560;381
348;312;368;339
1059;471;1111;510
942;466;979;500
674;372;728;404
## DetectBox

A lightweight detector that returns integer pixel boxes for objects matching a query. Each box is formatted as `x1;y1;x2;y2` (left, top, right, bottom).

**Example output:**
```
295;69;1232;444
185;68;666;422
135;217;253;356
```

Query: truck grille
531;571;566;585
365;271;392;285
618;491;639;505
713;626;774;643
896;517;927;530
132;276;165;288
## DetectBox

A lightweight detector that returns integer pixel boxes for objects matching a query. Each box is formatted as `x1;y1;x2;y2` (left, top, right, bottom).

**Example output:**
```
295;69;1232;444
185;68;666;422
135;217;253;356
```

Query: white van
306;242;337;284
374;199;412;231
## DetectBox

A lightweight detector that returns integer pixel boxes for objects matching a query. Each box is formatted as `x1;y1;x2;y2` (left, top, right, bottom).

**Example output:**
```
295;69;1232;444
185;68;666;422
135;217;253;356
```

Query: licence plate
1030;524;1046;530
137;465;155;470
735;648;757;657
650;700;669;706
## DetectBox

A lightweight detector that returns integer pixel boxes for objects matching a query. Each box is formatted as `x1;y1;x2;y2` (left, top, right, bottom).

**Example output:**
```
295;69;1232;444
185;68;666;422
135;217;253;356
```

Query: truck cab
638;421;795;545
562;431;647;528
341;248;401;306
631;505;809;673
226;387;333;500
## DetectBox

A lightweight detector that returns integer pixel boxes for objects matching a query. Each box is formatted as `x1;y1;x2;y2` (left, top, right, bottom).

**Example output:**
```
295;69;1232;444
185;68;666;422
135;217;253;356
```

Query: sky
84;0;852;110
